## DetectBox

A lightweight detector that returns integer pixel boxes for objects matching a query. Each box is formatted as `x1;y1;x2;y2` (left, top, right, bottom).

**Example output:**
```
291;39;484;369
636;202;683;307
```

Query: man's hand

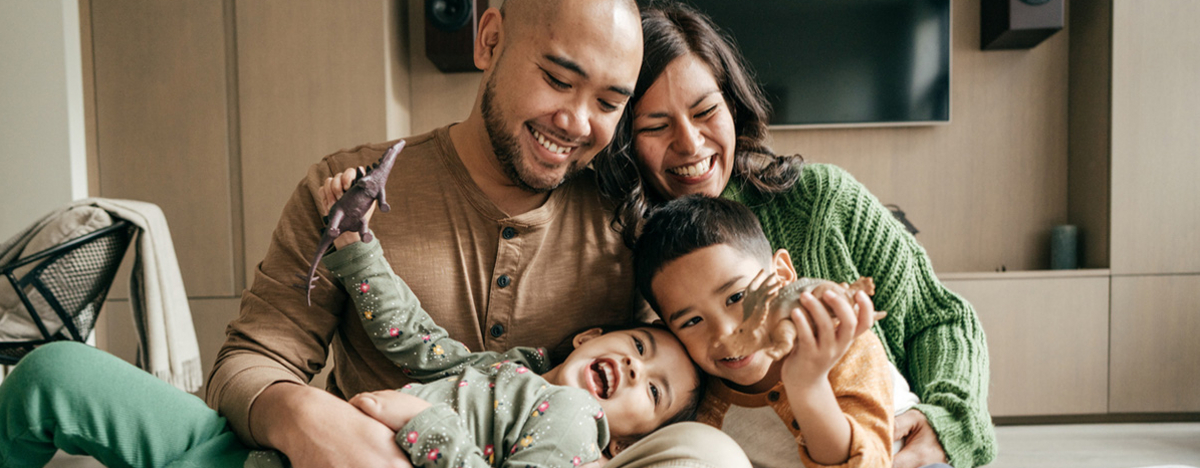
251;383;412;468
893;409;948;468
349;390;433;432
318;166;376;250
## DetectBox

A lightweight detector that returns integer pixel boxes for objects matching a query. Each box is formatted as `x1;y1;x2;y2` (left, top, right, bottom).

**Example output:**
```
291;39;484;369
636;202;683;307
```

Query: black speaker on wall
425;0;486;72
981;0;1063;50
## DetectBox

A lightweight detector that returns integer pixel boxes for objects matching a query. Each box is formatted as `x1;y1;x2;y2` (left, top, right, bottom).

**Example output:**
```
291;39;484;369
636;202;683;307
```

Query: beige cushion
0;207;112;340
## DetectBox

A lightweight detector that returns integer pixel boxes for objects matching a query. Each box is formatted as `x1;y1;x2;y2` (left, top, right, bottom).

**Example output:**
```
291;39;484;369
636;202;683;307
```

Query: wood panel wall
83;0;408;392
77;0;1198;416
1109;0;1200;276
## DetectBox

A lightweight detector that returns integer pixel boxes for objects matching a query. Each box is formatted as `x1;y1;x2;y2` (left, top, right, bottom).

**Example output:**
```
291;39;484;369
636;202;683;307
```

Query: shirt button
497;274;511;288
490;324;505;338
501;227;517;239
768;391;781;402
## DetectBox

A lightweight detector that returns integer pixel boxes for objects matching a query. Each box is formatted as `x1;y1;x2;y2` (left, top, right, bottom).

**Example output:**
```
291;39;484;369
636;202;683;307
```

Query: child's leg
0;341;252;468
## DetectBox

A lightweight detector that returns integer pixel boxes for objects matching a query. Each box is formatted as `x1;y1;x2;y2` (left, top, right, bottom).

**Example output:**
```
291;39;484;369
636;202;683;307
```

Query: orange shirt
697;333;894;468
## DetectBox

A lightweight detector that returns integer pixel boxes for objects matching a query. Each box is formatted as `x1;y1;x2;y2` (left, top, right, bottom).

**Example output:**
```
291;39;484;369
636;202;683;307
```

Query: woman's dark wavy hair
595;1;805;248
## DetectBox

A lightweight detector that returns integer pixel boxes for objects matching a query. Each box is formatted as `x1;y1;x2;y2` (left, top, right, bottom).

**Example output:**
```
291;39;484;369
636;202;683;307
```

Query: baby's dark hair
633;195;773;314
551;321;708;433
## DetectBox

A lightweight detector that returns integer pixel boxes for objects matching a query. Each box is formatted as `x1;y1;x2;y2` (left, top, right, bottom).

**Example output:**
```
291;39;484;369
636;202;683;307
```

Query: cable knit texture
723;163;997;467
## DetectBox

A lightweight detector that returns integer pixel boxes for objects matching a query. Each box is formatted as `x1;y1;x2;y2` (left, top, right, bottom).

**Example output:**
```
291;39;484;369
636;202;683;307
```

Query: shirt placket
485;224;523;351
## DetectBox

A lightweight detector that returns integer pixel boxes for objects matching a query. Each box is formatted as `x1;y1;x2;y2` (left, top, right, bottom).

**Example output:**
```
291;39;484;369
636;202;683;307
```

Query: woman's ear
572;327;604;349
772;248;797;283
473;8;504;70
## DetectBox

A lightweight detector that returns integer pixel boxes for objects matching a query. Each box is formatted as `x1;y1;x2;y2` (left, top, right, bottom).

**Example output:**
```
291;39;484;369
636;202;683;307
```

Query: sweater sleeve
322;239;552;379
797;333;894;468
812;164;997;467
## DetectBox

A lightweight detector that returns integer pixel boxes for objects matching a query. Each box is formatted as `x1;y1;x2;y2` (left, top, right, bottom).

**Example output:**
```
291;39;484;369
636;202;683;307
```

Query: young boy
633;195;896;468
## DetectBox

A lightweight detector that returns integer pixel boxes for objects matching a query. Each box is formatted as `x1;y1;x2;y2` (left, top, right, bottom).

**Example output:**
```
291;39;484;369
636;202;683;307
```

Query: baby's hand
349;390;432;432
318;166;376;249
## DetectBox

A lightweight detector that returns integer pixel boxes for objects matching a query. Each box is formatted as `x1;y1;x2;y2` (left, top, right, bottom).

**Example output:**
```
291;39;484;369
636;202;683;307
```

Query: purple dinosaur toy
303;140;404;305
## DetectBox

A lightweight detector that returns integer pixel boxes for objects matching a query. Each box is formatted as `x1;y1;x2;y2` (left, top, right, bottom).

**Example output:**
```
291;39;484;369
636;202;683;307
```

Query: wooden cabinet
944;272;1110;417
1109;275;1200;413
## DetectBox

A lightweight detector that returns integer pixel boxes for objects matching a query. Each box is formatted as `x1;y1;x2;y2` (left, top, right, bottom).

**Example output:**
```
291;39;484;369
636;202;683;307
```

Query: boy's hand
349;390;433;432
318;166;376;249
780;289;868;388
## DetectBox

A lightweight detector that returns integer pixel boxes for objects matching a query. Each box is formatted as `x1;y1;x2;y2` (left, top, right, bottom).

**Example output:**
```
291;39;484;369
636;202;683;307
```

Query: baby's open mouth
590;360;617;399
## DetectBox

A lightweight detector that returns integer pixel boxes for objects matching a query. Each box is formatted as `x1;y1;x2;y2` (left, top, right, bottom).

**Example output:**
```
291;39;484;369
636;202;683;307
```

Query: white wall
0;0;86;241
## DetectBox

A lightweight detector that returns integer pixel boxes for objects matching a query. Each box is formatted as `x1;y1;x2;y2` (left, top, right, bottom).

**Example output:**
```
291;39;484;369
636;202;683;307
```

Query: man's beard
481;75;582;194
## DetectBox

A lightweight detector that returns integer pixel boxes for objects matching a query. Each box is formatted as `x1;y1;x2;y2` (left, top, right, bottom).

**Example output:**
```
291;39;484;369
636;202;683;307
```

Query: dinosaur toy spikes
303;140;405;306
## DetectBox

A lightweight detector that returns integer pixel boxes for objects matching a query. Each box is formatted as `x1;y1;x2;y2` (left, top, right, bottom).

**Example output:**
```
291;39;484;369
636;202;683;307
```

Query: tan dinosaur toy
718;275;885;361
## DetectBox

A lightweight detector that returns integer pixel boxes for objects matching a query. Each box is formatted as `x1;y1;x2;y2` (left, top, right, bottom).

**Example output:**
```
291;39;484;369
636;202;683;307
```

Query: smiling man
204;1;744;467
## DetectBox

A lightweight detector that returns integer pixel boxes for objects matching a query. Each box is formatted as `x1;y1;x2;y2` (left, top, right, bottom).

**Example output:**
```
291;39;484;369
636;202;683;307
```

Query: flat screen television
664;0;952;127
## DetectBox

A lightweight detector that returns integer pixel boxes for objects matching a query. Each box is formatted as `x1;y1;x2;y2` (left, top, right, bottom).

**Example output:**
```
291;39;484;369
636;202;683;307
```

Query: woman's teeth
668;157;711;177
532;128;571;155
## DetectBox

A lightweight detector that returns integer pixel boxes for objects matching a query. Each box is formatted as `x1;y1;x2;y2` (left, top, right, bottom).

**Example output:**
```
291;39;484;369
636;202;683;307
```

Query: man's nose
551;100;590;140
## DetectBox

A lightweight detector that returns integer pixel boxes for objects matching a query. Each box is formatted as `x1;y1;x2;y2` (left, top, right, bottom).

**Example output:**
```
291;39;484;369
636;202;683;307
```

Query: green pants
0;341;253;468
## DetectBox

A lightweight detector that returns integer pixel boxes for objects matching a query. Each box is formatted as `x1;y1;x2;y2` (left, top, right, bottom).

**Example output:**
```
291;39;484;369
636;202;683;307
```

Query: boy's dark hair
550;321;708;433
633;195;773;314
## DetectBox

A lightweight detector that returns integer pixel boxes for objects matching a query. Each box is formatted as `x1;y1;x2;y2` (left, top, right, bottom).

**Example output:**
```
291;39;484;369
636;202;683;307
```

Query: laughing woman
594;3;997;467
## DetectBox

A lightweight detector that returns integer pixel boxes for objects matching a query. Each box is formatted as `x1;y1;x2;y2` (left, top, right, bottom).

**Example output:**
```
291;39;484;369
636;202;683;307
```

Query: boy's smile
651;243;795;391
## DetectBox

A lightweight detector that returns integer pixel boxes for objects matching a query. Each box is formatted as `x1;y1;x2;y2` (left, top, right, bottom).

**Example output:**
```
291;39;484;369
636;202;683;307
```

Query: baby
256;168;706;468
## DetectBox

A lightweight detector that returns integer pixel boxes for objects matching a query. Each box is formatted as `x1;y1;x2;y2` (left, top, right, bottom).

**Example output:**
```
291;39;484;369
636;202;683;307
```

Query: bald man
0;2;749;467
205;0;745;467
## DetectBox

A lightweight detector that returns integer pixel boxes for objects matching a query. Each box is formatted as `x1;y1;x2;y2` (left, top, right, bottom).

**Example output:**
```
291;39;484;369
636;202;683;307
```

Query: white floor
988;422;1200;468
47;422;1200;468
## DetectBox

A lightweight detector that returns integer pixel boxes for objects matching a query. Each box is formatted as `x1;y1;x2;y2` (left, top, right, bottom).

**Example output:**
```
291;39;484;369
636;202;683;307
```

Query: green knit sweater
723;163;997;468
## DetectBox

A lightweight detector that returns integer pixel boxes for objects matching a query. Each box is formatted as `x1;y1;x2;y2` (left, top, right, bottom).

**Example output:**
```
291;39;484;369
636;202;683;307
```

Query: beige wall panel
1110;0;1200;275
81;0;99;198
1110;274;1200;413
407;0;480;135
1067;0;1111;270
944;273;1109;416
99;297;241;397
237;0;391;278
91;0;236;297
386;0;413;140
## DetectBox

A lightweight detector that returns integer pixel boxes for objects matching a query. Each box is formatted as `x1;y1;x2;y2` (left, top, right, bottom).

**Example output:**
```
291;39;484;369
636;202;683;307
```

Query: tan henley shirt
205;126;637;446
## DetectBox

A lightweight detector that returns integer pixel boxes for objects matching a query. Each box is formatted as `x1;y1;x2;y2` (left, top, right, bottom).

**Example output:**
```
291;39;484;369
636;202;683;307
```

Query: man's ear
572;327;604;349
474;8;504;70
772;248;797;283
